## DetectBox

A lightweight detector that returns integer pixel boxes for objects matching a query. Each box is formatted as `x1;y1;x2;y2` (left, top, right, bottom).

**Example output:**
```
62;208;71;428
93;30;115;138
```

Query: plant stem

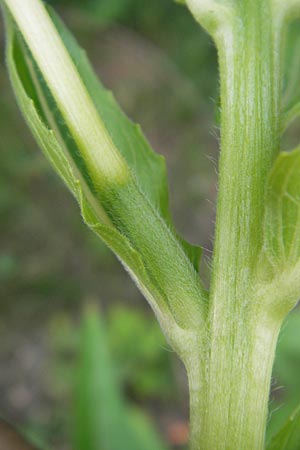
188;2;284;449
188;318;282;450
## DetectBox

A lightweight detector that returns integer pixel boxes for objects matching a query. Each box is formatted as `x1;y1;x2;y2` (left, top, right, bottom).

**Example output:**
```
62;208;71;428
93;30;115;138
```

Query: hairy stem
188;2;284;449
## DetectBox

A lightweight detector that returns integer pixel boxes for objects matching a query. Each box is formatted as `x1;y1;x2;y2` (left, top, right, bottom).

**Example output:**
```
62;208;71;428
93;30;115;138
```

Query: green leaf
48;8;168;218
257;147;300;317
5;14;171;318
264;147;300;268
266;404;300;450
4;3;207;335
48;7;202;270
73;306;168;450
5;3;202;275
282;19;300;129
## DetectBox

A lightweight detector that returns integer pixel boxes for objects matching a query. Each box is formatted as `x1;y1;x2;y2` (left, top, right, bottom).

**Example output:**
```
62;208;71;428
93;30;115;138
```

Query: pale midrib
23;45;112;227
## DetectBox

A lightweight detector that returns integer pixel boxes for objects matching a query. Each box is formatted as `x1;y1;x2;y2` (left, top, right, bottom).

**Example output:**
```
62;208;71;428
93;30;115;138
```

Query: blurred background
0;1;299;449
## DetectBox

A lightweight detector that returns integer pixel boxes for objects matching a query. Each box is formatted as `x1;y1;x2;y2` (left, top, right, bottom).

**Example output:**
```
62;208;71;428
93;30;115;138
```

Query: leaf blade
4;3;207;334
5;14;171;319
47;6;201;270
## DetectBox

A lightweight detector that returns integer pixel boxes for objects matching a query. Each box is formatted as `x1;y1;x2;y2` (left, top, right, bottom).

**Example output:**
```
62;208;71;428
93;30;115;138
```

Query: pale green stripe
4;0;129;185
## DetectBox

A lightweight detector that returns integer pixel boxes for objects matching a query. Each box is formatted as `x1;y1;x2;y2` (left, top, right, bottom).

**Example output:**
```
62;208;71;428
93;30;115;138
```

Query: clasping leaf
2;0;207;342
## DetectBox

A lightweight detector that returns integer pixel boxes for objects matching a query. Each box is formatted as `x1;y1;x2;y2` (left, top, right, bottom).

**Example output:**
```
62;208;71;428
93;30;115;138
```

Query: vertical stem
189;2;284;449
188;319;282;450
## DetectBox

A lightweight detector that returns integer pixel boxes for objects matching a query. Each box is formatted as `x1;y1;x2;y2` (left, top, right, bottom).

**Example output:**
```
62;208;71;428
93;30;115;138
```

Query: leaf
266;404;300;450
48;7;201;270
282;19;300;129
5;3;201;274
257;148;300;317
4;4;207;334
73;306;168;450
5;15;171;318
48;8;168;217
264;147;300;268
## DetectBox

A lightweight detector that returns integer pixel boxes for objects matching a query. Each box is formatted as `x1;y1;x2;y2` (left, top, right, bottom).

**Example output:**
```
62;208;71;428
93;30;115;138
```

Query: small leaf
266;404;300;450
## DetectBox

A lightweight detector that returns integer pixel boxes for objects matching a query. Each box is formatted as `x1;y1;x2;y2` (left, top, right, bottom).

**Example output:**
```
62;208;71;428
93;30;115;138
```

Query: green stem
188;2;285;449
188;318;282;450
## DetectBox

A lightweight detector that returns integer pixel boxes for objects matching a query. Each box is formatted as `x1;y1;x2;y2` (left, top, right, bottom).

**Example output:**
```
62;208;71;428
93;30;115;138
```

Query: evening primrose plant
2;0;300;448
